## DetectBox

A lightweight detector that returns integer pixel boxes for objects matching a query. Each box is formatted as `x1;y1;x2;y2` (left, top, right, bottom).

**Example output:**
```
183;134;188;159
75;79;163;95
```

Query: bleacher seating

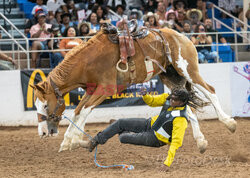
211;43;235;62
17;0;36;18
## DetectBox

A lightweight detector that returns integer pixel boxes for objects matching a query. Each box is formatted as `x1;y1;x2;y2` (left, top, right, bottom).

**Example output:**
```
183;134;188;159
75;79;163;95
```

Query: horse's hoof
197;138;208;154
58;139;71;152
70;142;80;151
58;144;70;152
226;119;237;133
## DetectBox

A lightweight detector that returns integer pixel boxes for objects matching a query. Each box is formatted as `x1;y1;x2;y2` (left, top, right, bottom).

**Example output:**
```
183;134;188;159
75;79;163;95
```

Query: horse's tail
185;82;211;111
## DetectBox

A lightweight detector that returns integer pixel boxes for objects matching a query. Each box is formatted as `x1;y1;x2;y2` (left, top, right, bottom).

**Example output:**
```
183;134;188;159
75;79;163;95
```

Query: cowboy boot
87;138;99;152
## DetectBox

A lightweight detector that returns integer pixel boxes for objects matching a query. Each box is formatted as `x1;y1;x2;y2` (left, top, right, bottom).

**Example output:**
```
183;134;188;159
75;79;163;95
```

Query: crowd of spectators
23;0;246;68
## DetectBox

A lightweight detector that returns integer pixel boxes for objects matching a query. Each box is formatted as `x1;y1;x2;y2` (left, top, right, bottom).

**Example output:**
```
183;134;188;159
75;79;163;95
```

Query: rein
49;78;65;122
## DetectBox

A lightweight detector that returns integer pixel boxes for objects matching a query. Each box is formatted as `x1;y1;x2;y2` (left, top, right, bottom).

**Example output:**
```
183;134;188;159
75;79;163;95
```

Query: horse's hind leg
191;77;236;133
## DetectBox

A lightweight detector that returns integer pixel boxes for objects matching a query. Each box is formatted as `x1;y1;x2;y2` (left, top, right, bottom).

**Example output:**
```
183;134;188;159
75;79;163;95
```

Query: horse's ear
34;83;46;94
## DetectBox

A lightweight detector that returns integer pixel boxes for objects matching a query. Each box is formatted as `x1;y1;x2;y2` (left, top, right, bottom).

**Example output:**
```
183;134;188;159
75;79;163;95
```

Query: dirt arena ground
0;118;249;178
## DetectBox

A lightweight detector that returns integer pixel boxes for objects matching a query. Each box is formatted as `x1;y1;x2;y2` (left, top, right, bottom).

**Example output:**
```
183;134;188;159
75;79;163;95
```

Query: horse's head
32;81;65;137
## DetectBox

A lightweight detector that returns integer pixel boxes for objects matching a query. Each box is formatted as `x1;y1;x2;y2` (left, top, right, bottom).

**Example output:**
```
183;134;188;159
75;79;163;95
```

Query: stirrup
116;59;128;73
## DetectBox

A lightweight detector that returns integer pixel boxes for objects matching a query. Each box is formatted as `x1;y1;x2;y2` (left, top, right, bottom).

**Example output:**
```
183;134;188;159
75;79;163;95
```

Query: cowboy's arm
142;93;169;107
164;117;187;167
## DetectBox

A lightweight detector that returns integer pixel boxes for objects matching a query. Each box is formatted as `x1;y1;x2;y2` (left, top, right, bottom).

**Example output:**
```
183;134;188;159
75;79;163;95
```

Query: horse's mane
48;31;104;86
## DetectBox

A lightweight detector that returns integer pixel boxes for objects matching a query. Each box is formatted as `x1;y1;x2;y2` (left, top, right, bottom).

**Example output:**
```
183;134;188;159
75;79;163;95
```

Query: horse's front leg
187;107;208;154
59;94;91;152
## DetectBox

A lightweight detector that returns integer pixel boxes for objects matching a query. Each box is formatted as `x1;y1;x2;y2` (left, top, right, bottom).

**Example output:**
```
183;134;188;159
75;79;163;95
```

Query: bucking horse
32;22;237;153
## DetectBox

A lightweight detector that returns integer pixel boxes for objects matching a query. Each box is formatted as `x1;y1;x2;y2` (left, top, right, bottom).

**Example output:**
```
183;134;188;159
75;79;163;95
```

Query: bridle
48;78;65;122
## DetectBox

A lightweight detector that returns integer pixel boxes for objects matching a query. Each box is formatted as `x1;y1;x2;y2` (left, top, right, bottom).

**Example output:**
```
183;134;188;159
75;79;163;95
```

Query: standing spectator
191;24;218;63
30;13;52;68
108;4;127;21
218;0;236;14
47;0;67;21
195;0;207;22
204;18;227;44
245;3;250;51
66;0;79;23
92;4;108;21
173;0;187;11
156;1;167;26
59;27;83;58
106;0;127;11
31;0;48;15
49;9;63;26
48;24;63;68
186;9;202;32
144;0;158;14
87;12;100;32
143;12;160;29
182;20;193;39
127;0;147;11
60;13;77;34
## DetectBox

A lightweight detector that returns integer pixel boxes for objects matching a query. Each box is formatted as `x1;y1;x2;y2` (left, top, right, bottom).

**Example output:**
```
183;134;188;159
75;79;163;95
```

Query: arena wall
0;63;232;126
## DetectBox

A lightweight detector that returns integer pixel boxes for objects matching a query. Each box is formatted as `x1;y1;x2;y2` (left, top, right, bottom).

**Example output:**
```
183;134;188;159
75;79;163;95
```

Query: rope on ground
63;115;135;171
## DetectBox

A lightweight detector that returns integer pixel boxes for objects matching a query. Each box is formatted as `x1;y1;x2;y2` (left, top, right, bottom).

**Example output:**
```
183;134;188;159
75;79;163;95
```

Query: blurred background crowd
9;0;250;67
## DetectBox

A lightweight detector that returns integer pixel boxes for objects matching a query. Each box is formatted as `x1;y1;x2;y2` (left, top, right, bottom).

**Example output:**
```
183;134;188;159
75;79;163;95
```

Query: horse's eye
44;105;48;109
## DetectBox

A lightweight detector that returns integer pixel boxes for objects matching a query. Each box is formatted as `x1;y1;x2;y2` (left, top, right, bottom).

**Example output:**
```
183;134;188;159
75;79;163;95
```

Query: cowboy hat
165;9;178;20
186;9;202;21
143;12;159;22
128;9;143;20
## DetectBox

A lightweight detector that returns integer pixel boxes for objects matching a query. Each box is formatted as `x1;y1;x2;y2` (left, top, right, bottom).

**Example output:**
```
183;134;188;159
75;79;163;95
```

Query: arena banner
21;69;164;111
231;62;250;117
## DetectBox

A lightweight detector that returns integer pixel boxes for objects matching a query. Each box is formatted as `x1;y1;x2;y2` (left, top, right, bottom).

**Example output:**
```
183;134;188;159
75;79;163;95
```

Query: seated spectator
204;18;227;44
165;9;179;30
59;26;83;58
66;0;79;23
60;13;77;34
49;9;63;26
31;0;48;15
92;4;108;21
127;9;144;27
78;22;95;41
87;12;100;32
156;1;167;26
186;8;202;32
48;24;63;68
30;13;52;68
107;4;127;21
175;9;186;32
47;0;67;22
143;12;160;29
25;8;45;35
191;24;218;63
182;20;193;39
173;0;187;11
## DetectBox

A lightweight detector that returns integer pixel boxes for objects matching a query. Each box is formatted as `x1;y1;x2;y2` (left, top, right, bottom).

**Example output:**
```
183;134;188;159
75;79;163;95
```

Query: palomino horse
32;27;236;153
